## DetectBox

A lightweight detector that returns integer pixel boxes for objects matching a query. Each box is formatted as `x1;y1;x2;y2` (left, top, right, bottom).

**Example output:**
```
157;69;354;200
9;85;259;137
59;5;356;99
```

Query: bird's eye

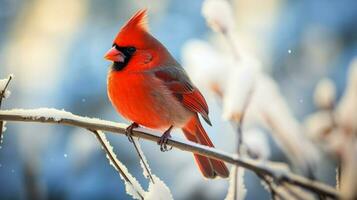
113;44;120;50
127;47;136;54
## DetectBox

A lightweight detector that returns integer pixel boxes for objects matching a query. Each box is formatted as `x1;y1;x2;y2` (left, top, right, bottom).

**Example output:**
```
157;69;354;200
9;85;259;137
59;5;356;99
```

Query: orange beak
104;47;125;62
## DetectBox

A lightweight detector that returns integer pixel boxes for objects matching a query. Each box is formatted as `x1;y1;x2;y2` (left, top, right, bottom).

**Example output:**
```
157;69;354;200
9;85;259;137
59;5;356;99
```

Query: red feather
182;115;229;178
113;9;152;48
154;69;211;125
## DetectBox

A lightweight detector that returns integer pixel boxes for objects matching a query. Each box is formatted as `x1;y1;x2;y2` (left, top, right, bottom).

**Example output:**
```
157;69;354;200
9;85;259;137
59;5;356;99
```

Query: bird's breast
107;70;193;130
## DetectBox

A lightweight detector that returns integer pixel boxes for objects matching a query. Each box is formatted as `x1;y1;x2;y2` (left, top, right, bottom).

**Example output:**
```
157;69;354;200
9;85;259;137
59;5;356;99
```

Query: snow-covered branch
0;108;340;199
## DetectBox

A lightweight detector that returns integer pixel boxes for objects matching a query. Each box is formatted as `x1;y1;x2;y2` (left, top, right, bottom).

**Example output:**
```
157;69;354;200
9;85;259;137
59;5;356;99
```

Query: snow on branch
0;74;13;143
90;130;173;200
0;108;340;199
0;74;13;100
91;130;145;199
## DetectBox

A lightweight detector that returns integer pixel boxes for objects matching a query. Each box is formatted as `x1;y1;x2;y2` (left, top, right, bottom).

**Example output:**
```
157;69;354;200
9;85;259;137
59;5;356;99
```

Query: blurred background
0;0;356;199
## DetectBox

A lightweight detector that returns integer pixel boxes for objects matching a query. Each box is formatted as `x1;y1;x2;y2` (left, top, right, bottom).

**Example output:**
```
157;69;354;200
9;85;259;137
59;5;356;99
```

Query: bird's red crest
114;9;151;48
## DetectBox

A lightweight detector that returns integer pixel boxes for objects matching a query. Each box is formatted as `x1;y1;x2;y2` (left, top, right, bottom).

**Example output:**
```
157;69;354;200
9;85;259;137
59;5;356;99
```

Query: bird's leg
158;125;173;152
125;122;139;142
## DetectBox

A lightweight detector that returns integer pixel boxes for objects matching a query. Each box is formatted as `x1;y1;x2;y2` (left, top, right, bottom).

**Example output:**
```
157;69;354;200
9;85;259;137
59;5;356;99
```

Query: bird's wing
153;66;212;125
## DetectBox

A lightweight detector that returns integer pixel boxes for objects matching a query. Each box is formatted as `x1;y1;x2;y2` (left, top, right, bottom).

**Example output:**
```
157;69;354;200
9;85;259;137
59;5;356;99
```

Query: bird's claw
157;126;173;152
125;122;139;142
158;135;172;152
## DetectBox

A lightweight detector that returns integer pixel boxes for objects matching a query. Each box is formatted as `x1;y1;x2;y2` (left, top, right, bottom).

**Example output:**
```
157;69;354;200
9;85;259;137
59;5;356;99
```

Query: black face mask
112;45;136;71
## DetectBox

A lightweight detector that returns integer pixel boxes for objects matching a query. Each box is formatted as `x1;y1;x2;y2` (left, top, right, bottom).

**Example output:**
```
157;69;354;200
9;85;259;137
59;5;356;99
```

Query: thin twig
0;109;340;199
281;182;309;200
0;75;13;104
0;75;13;140
130;136;155;183
259;173;314;200
89;129;144;200
236;86;254;154
258;175;275;199
232;86;254;200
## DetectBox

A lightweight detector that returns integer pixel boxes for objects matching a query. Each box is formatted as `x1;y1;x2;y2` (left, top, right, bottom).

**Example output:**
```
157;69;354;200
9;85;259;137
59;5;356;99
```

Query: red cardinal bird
104;9;229;178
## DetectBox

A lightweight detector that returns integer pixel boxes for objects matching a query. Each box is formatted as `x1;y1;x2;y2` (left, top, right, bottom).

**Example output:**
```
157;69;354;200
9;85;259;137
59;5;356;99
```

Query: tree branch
0;109;340;199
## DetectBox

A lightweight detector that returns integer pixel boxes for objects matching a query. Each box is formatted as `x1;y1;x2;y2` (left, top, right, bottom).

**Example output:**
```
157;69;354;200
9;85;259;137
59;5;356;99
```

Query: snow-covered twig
226;166;247;200
234;86;254;154
258;174;284;200
0;108;340;199
89;129;145;200
0;75;13;142
230;87;253;200
259;173;316;200
202;0;240;59
130;137;155;183
132;138;174;200
90;130;173;199
0;75;13;102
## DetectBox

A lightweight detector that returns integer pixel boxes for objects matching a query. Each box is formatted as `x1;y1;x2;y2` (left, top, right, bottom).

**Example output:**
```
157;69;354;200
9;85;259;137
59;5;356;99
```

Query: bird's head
104;9;169;71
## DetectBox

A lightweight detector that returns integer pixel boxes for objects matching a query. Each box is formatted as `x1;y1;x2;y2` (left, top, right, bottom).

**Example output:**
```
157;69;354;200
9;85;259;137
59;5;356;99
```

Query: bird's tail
182;115;229;178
